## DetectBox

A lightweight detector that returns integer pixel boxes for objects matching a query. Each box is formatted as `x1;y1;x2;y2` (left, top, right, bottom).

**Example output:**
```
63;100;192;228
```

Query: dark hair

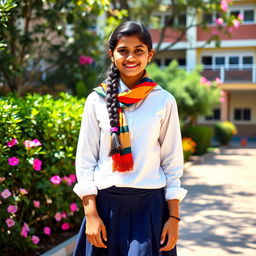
106;21;152;157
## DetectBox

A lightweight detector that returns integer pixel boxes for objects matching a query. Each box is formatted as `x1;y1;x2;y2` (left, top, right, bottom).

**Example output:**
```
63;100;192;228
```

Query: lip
123;63;140;69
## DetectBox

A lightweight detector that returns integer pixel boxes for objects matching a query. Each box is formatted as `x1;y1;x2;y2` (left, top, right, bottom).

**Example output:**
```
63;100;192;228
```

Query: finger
91;236;99;247
170;237;177;250
87;235;93;246
160;229;167;245
101;224;108;242
160;236;174;251
96;233;107;248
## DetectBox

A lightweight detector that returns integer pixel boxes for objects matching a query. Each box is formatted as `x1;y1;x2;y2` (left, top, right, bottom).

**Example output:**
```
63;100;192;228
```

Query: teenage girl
73;21;188;256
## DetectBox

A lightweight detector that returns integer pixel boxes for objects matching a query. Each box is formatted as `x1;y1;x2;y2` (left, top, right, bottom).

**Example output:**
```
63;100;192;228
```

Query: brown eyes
118;49;144;54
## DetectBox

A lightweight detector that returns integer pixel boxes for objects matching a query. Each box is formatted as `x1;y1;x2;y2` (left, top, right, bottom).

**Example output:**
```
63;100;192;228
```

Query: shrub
182;126;213;155
0;92;85;255
214;121;237;145
182;137;196;161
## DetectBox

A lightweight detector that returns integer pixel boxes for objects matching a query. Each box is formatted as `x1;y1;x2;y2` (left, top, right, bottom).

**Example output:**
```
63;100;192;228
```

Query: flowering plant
0;92;86;255
182;137;197;162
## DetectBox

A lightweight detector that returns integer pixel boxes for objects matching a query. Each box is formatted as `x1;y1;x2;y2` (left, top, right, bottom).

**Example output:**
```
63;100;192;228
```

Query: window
215;57;225;68
243;56;253;67
164;58;173;66
234;108;251;121
203;13;213;24
202;56;212;67
178;13;186;26
154;58;162;66
205;108;221;120
229;56;239;68
164;15;174;26
230;10;240;18
244;10;254;22
178;58;186;66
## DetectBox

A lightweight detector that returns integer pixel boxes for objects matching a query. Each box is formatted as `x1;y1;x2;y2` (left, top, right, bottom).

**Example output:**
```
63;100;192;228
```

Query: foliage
214;121;237;145
0;0;110;95
182;126;214;155
147;60;221;126
182;137;196;162
0;92;85;255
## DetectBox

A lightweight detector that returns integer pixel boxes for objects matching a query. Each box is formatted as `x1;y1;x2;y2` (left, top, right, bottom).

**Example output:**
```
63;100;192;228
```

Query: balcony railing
201;64;256;83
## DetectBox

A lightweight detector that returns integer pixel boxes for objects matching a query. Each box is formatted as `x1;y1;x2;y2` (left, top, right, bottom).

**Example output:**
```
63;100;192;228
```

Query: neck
120;70;146;89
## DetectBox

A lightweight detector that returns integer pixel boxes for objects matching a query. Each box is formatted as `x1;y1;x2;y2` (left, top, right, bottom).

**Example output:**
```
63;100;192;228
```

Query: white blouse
73;79;188;202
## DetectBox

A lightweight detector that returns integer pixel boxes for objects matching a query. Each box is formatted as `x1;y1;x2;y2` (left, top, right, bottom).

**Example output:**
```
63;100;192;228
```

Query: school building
148;0;256;139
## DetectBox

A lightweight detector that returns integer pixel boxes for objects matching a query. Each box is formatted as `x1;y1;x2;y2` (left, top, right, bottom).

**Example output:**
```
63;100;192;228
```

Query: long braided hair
106;21;153;157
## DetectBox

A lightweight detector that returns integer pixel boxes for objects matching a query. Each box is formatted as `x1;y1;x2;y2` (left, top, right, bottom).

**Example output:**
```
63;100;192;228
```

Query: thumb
160;228;167;245
101;223;107;241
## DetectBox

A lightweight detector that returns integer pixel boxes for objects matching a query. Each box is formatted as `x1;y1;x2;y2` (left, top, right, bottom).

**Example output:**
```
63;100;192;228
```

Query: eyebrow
117;45;146;49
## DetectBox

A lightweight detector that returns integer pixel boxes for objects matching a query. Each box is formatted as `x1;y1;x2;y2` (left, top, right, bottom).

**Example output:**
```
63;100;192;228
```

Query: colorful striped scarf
93;75;157;173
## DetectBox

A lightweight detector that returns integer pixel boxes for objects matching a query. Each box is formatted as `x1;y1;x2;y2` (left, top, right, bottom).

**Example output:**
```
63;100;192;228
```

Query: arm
159;95;187;251
73;92;100;199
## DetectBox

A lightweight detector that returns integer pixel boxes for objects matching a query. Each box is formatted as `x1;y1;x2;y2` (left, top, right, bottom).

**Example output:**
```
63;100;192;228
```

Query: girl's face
109;35;154;82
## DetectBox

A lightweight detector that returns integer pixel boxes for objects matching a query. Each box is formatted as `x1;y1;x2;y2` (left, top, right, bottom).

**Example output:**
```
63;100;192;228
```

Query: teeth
125;64;138;67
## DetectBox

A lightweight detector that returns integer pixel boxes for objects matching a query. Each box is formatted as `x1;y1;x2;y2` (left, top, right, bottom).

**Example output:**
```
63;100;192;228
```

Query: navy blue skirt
73;186;177;256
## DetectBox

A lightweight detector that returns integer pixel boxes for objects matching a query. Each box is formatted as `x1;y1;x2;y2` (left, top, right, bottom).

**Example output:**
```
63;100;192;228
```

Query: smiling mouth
124;64;139;69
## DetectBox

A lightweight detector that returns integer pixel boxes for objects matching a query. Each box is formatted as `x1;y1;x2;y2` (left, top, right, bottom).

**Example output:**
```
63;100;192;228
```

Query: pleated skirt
73;185;177;256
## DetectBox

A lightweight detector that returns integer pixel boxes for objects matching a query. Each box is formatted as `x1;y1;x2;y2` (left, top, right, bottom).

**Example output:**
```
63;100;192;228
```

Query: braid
106;63;121;156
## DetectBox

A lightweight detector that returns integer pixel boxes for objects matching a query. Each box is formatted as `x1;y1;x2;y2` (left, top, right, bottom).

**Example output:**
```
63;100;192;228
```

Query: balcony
201;65;256;83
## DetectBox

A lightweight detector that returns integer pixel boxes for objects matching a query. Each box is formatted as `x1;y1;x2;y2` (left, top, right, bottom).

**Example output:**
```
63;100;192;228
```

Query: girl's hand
85;214;108;248
159;218;179;252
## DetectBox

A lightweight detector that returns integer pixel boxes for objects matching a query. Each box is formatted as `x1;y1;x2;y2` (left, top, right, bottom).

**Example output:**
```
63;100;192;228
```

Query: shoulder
85;90;104;105
152;84;177;105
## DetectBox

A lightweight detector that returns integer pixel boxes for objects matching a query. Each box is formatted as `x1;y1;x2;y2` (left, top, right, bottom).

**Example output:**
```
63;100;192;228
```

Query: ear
148;49;155;63
108;49;114;62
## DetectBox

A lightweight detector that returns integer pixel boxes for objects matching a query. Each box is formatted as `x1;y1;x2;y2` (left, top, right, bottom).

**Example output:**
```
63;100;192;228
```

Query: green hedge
182;125;214;155
214;121;237;145
0;92;85;255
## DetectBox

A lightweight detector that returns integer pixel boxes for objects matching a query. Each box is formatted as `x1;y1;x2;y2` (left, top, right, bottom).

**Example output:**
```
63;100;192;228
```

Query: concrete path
178;143;256;256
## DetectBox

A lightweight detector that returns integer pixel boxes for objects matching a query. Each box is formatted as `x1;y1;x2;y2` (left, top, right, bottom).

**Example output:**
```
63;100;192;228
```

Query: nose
126;52;136;61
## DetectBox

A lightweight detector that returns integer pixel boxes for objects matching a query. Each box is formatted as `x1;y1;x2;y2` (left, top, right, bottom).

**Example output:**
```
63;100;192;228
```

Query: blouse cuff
164;187;188;203
73;182;98;200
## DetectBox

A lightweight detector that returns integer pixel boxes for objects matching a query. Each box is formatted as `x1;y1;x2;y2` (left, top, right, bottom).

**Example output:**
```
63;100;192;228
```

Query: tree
0;0;110;96
147;60;221;127
107;0;241;52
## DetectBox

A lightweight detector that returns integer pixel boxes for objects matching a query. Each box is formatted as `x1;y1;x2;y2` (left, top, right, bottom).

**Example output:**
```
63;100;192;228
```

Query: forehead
115;35;147;48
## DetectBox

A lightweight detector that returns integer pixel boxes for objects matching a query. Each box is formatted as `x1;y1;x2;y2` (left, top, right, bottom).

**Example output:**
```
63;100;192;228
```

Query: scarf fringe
112;153;134;172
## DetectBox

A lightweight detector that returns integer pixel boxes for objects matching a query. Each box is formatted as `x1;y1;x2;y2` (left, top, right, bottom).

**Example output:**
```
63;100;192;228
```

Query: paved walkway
178;143;256;256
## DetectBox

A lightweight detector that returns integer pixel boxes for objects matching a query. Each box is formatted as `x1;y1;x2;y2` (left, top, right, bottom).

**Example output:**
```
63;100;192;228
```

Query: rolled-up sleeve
73;92;100;200
159;95;188;202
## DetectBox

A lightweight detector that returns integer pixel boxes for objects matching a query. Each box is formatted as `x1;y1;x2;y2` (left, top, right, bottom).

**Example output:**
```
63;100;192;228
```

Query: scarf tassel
112;152;134;172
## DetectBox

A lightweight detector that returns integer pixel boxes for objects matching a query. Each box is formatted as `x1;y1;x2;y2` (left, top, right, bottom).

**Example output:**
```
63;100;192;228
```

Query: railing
202;64;256;83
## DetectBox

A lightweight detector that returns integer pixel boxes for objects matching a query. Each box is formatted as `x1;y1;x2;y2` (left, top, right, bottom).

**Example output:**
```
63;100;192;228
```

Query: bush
0;92;85;255
182;126;214;155
214;121;237;145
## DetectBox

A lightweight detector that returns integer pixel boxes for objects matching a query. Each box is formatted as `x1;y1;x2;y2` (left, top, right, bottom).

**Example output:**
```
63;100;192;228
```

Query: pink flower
19;188;28;195
0;177;5;182
31;235;40;244
7;205;18;213
24;140;34;148
69;174;76;183
70;203;78;212
1;189;12;199
232;19;240;29
54;212;62;222
33;158;42;171
33;200;40;208
62;176;72;186
6;218;15;227
220;0;228;12
221;90;226;96
8;156;19;166
20;226;28;238
220;96;225;102
7;138;18;147
50;175;62;185
237;13;244;21
215;77;222;84
215;17;224;25
62;211;67;219
79;55;94;65
32;139;42;147
61;222;70;231
200;77;208;85
23;222;30;232
228;26;234;33
44;226;51;235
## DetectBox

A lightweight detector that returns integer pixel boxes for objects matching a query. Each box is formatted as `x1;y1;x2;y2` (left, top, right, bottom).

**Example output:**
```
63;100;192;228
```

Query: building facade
150;0;256;138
